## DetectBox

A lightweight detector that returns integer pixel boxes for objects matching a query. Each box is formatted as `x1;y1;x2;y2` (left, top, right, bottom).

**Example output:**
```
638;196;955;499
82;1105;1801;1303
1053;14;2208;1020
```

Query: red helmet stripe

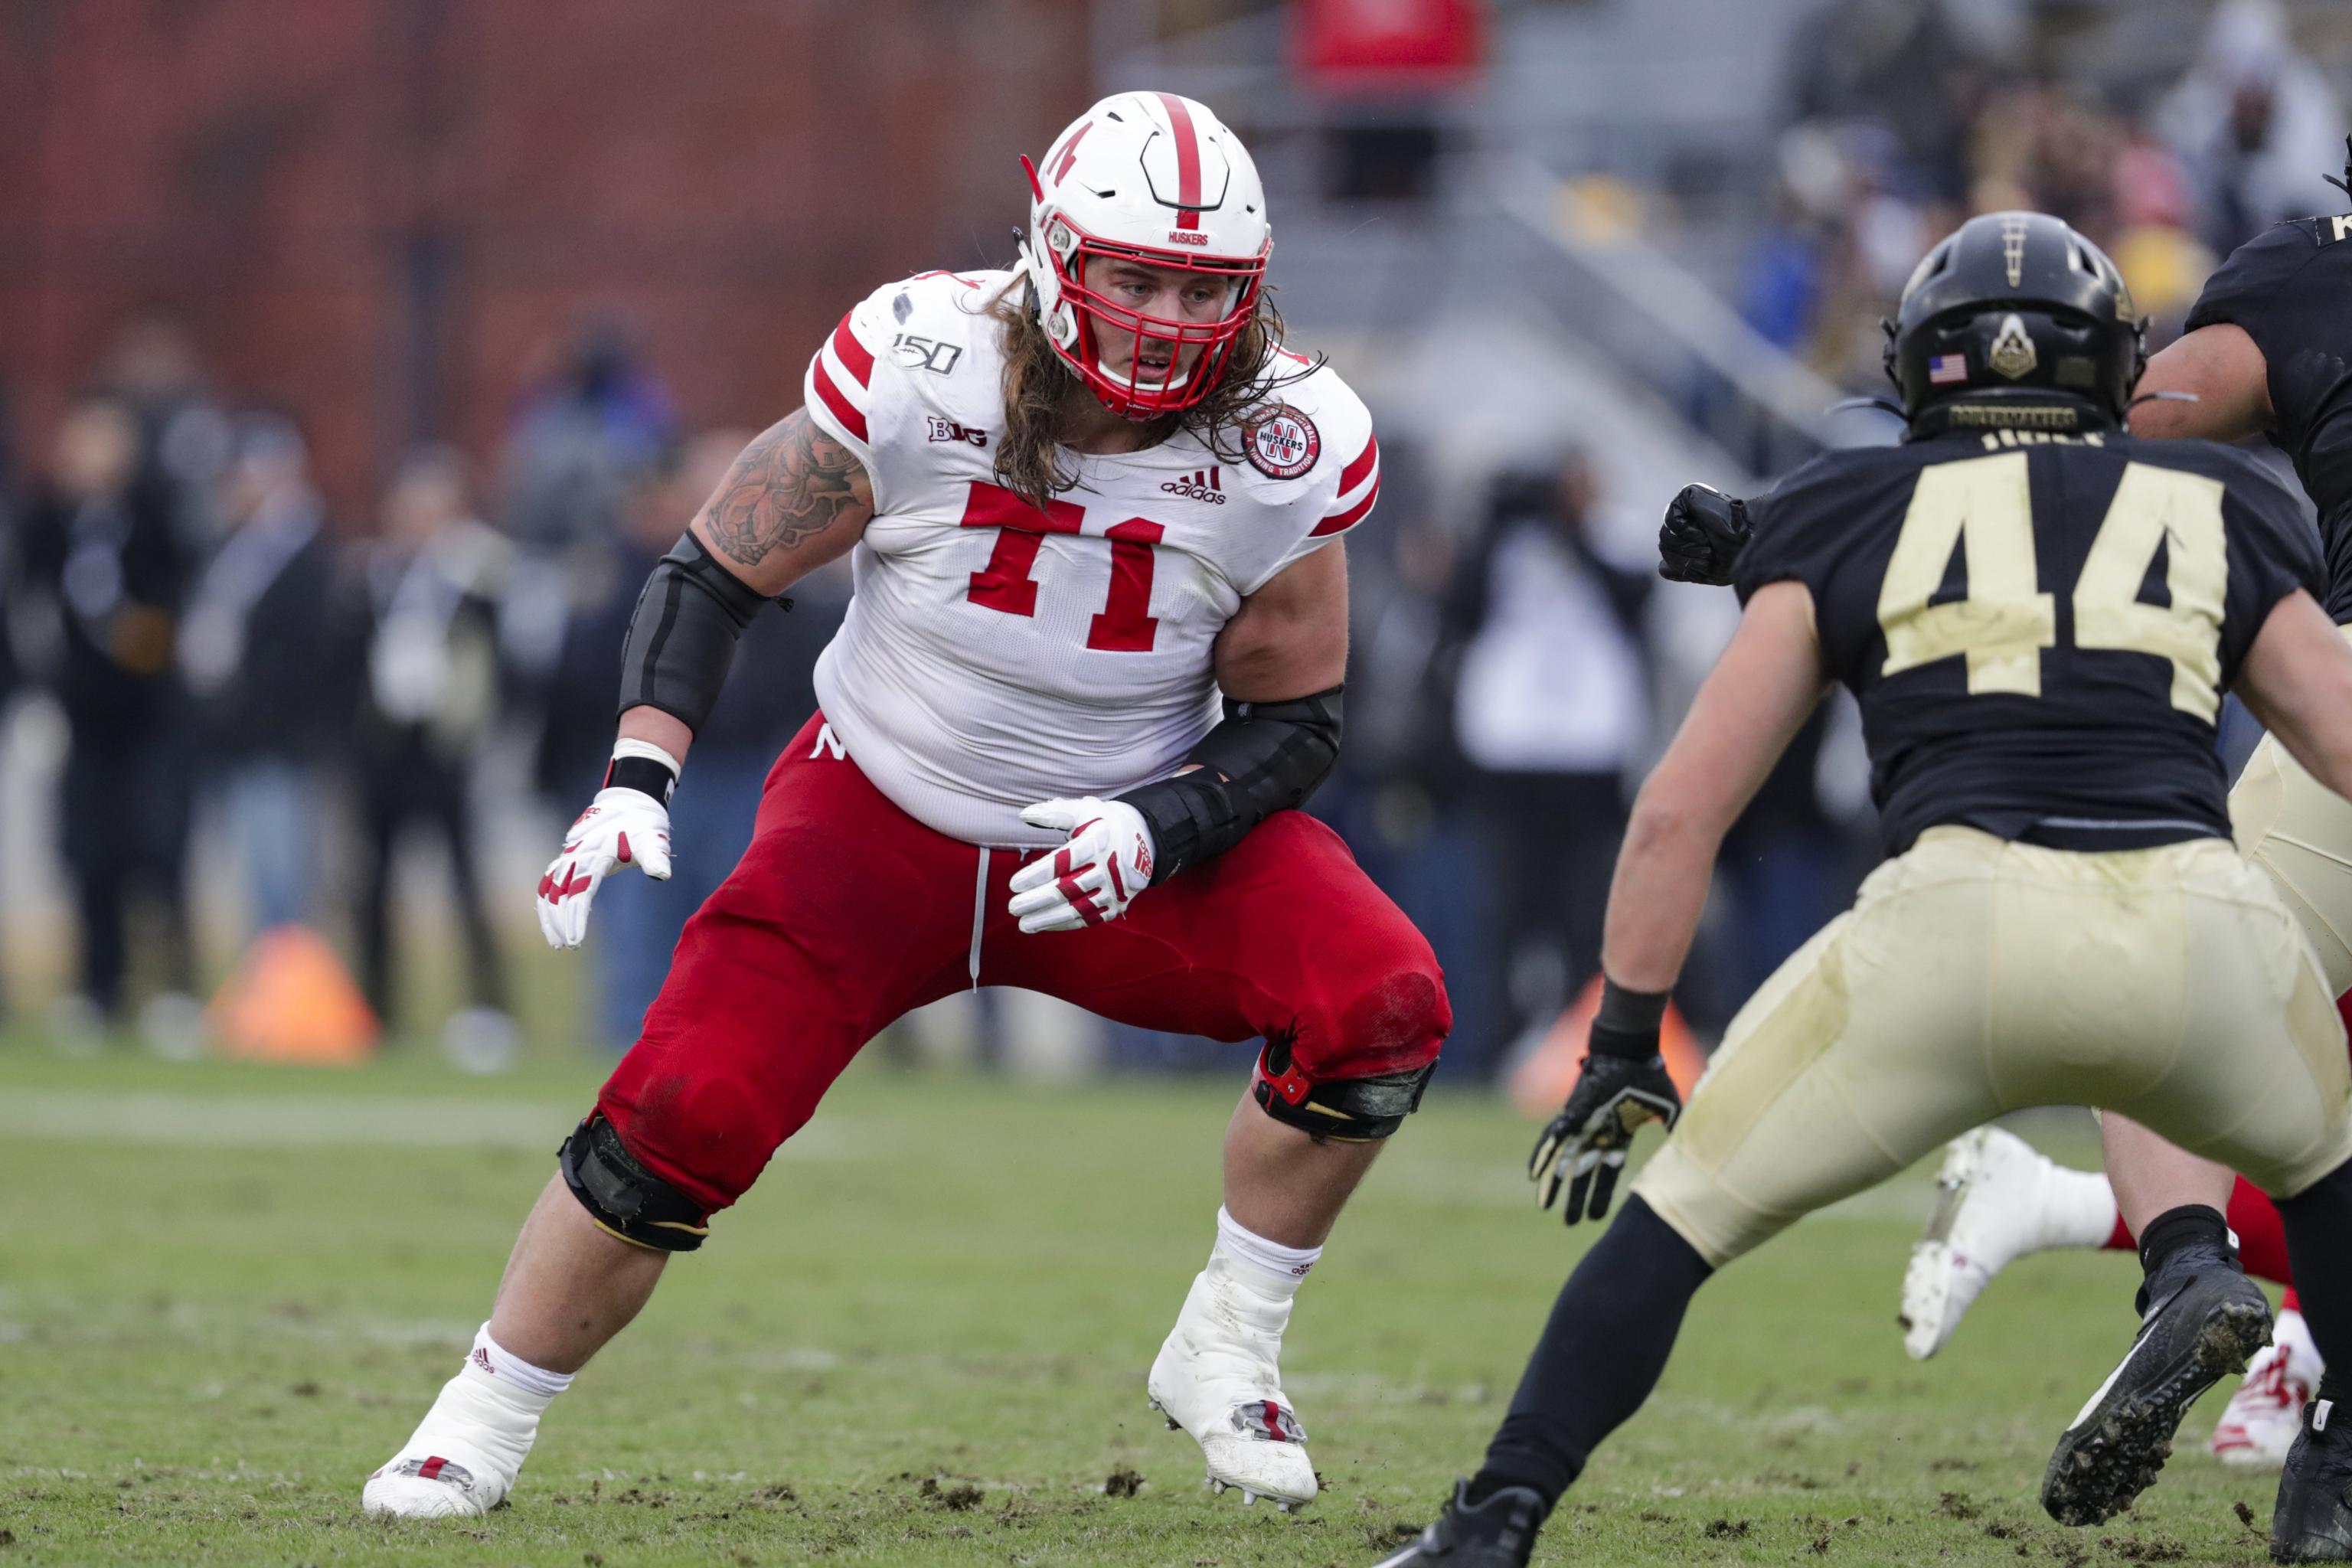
1155;93;1204;230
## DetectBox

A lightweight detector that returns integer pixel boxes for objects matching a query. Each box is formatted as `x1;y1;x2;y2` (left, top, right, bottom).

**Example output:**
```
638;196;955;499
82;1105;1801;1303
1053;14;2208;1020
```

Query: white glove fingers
565;864;608;946
630;829;674;880
1006;884;1067;922
1019;799;1083;832
640;836;674;880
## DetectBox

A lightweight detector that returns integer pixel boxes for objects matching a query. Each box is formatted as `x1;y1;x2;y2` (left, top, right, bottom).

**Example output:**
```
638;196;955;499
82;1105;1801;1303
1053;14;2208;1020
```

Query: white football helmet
1018;91;1272;420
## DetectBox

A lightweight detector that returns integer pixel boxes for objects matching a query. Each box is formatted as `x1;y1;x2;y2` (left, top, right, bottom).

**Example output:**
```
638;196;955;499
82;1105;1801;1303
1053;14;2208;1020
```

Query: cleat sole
2040;1295;2270;1527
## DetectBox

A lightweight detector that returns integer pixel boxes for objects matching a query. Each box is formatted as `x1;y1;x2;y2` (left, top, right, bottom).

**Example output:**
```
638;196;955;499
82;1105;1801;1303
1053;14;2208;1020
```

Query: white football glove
1006;797;1156;933
537;786;673;949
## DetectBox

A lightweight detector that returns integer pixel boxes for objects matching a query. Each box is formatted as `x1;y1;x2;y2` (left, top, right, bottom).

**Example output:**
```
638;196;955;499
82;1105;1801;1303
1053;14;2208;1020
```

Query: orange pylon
209;924;379;1064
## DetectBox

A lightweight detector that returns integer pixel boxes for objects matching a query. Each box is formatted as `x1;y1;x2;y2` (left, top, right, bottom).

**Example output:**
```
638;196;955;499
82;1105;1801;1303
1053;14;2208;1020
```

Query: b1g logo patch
1245;406;1321;480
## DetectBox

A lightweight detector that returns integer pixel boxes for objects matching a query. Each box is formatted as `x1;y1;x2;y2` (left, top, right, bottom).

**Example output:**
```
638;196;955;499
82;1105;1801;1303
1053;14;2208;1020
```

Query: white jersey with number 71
798;266;1380;849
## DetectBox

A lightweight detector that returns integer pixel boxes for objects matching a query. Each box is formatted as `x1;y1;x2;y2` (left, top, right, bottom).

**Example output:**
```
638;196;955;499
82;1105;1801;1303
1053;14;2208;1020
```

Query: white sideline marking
0;1089;846;1156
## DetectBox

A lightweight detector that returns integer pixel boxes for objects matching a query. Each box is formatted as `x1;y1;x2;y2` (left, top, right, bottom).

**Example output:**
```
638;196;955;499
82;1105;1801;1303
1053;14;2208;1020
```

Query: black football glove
1529;1053;1683;1226
1658;483;1752;586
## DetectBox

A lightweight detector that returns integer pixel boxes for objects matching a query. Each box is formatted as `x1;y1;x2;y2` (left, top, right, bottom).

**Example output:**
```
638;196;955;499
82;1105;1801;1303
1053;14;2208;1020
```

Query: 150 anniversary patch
1245;406;1321;480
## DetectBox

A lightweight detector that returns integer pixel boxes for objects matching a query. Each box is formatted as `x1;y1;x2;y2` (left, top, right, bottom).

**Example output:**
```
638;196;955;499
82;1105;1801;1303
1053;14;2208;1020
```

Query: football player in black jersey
1871;171;2352;1484
1371;212;2352;1568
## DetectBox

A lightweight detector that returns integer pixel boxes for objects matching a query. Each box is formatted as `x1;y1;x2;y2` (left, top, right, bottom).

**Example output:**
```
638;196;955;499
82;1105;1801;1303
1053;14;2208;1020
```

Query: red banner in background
1292;0;1487;93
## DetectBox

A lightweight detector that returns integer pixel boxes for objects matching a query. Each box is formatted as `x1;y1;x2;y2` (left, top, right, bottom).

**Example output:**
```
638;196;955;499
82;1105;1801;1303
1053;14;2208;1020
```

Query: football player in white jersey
361;92;1448;1521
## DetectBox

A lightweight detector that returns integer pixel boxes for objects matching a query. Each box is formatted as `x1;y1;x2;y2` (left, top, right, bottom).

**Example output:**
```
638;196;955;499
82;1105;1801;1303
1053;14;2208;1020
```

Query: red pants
599;713;1451;1214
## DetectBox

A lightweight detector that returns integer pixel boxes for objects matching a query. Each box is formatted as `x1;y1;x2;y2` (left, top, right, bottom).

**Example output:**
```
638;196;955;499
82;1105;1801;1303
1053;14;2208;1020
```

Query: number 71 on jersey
957;479;1166;653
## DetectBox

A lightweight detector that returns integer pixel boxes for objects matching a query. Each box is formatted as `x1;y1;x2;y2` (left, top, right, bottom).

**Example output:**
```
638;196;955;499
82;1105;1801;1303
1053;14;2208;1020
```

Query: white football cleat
2211;1308;2322;1468
1146;1255;1318;1511
1900;1126;2119;1361
362;1361;542;1517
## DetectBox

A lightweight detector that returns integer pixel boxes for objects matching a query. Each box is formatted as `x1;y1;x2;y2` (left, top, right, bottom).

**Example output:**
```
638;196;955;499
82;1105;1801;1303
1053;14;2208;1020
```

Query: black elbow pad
615;534;777;731
1119;686;1343;882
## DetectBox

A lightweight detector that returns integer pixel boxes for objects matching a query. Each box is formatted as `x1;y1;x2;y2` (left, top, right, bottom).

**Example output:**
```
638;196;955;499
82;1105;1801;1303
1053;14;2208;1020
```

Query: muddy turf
2;1045;2301;1565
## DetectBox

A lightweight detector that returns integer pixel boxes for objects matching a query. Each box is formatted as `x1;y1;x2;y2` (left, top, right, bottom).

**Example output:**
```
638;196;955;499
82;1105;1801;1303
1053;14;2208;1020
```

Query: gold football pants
2234;727;2352;998
1632;826;2352;1268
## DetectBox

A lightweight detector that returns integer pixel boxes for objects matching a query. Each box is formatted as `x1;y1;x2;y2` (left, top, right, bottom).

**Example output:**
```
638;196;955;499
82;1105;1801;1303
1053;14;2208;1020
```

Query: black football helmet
1884;211;2146;433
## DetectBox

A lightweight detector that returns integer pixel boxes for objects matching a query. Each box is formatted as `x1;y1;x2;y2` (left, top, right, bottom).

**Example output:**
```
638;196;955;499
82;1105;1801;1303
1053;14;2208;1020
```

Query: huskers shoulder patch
1245;406;1321;480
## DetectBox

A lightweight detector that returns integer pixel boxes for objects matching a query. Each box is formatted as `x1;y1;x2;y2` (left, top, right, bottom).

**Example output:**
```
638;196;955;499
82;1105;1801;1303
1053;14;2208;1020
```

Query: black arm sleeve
1116;685;1342;884
615;533;778;730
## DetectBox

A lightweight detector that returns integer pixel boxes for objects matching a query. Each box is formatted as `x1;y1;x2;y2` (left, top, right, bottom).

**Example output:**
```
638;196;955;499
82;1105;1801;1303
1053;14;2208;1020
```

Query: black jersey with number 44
1736;430;2322;857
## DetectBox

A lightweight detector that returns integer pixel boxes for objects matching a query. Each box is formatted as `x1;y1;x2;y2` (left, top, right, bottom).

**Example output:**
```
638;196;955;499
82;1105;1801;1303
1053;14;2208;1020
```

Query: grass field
2;1045;2297;1566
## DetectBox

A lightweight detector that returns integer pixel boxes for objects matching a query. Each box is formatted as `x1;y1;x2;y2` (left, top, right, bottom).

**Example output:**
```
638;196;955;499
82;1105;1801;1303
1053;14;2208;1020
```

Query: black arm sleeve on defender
1116;685;1343;885
615;533;779;730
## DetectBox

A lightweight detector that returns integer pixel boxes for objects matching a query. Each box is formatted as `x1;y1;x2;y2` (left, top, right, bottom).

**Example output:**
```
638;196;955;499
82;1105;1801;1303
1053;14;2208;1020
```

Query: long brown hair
984;277;1315;510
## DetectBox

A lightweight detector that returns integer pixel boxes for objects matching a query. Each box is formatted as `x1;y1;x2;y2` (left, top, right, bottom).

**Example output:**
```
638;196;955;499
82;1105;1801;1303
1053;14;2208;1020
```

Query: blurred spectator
1789;0;2000;207
1436;455;1653;1073
1740;129;1846;354
180;415;342;941
500;318;676;550
532;430;844;1050
15;391;199;1050
350;446;517;1070
1703;704;1873;1023
0;385;18;710
2158;0;2347;254
98;311;234;544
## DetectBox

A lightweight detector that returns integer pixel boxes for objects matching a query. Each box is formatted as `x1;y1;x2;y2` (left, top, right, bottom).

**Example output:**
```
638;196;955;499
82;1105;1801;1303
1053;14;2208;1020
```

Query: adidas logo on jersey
1160;467;1227;504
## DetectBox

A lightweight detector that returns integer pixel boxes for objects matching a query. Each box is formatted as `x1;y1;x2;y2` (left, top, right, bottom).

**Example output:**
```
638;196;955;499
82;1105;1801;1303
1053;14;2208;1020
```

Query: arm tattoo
698;410;871;568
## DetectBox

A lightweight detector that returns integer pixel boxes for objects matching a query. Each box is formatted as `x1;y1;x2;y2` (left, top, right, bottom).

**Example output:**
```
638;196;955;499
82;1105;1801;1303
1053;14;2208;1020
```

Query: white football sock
1212;1206;1321;1299
2035;1161;2123;1252
465;1323;575;1407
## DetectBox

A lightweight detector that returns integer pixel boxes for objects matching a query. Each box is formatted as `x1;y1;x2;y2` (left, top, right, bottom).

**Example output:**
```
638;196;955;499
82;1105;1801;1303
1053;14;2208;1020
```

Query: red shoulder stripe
810;354;868;443
829;314;875;388
1311;475;1379;537
1338;432;1380;495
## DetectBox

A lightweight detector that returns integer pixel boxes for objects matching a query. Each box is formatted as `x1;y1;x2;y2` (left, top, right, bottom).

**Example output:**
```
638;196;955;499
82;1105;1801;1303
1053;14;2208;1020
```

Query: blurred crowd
7;0;2341;1083
0;305;1851;1083
0;314;848;1070
1742;0;2344;394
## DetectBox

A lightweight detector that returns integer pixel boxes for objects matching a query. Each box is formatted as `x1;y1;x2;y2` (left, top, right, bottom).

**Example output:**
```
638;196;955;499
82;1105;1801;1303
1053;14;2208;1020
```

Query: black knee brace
557;1114;710;1252
1252;1036;1436;1142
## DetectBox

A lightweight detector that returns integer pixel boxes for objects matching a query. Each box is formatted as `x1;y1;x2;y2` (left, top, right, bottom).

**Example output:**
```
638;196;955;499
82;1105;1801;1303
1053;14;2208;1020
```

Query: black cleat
1369;1479;1546;1567
2273;1397;2352;1562
2040;1247;2271;1527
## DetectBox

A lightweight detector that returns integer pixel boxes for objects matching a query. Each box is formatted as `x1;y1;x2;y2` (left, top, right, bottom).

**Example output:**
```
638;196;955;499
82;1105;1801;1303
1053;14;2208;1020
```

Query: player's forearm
1599;786;1723;992
2240;590;2352;802
1118;688;1342;883
2128;325;2271;443
617;706;694;767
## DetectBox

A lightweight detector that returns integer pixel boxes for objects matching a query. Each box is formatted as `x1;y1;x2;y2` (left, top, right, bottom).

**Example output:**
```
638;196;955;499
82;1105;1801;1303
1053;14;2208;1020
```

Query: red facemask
1043;214;1270;421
